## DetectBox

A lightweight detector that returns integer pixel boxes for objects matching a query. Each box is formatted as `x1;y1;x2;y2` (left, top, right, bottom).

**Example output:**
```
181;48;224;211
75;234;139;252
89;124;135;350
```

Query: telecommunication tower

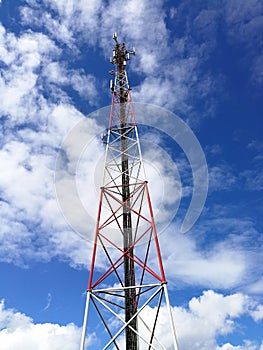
80;33;179;350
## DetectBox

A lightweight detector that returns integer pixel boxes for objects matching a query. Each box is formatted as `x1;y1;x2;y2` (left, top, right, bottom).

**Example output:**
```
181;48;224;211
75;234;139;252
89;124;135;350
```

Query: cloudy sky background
0;0;262;349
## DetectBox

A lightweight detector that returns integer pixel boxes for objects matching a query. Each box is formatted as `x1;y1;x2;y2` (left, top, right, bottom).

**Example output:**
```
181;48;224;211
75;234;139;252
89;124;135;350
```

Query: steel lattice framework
80;33;179;350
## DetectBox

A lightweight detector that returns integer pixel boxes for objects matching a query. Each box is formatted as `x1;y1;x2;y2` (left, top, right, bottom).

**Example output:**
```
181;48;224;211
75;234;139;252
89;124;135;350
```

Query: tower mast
112;34;138;349
80;33;179;350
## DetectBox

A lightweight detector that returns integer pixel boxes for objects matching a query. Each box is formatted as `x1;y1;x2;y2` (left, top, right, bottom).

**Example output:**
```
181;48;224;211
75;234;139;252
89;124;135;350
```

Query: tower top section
108;33;137;128
110;32;135;71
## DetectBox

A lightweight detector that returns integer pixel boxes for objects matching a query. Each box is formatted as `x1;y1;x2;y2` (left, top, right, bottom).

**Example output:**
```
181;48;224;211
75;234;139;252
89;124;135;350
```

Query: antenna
80;34;179;350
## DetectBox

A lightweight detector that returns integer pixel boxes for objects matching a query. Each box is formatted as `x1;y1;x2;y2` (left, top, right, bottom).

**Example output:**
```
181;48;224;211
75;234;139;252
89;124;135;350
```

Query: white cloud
0;109;101;266
208;165;237;191
0;22;97;124
0;25;57;122
43;63;98;103
154;211;263;291
217;341;258;350
20;6;75;47
160;225;246;289
223;0;262;40
0;23;101;266
247;278;263;295
20;0;103;47
43;62;68;85
205;144;222;157
172;290;247;350
240;169;263;191
250;304;263;322
247;140;263;154
0;300;96;350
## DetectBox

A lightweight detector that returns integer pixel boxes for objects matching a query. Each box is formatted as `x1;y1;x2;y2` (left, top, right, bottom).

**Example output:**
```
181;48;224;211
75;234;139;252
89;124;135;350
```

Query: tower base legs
79;284;179;349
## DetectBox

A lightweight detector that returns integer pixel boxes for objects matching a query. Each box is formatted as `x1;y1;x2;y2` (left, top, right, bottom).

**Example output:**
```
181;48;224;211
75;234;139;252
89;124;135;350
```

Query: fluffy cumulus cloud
0;108;102;266
0;104;97;266
172;290;251;350
0;19;101;266
162;290;262;350
0;300;96;349
217;342;258;350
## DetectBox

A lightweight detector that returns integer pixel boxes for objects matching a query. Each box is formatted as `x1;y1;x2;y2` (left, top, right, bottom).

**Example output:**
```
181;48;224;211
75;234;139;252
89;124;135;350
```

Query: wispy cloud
43;292;52;311
157;209;263;291
16;0;218;121
208;165;237;191
223;0;263;86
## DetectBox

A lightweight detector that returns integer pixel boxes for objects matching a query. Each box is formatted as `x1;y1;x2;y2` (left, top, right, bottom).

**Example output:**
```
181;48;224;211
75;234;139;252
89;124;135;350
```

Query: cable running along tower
80;34;179;350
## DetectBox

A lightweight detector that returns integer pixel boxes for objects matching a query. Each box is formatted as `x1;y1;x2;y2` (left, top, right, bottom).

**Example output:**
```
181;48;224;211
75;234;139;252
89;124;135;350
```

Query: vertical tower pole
117;41;138;349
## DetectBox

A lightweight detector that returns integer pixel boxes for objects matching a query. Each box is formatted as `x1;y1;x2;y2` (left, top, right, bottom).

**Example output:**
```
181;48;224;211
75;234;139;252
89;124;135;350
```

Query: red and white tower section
80;33;179;350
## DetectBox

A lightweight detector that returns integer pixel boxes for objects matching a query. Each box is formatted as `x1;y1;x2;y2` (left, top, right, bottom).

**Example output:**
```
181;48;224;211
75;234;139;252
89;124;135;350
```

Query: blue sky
0;0;262;349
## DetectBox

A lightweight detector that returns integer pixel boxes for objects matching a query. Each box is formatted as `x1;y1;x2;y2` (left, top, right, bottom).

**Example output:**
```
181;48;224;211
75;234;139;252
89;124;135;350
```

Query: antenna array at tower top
110;32;136;66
